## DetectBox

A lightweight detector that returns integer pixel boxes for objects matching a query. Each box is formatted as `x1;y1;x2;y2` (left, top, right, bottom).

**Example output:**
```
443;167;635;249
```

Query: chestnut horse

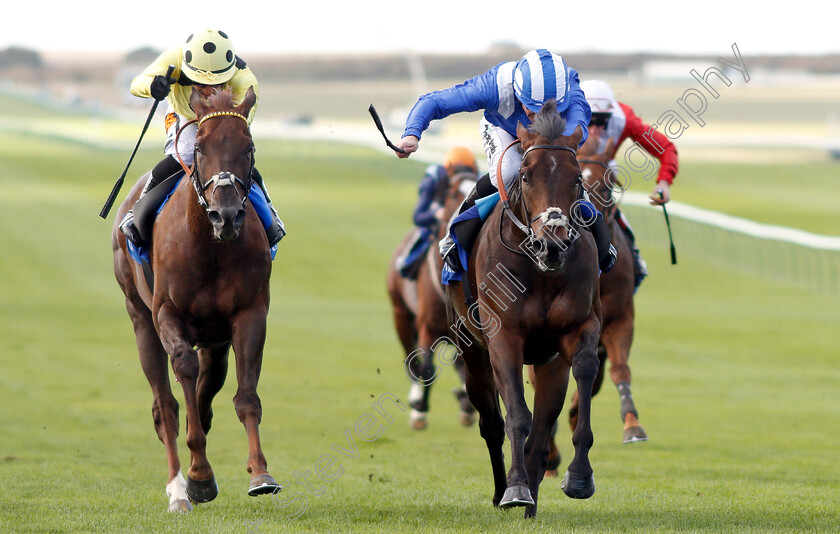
111;86;280;513
570;136;647;443
447;101;601;518
386;171;477;429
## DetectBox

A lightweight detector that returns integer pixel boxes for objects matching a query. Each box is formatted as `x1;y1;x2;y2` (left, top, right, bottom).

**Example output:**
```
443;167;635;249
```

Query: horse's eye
520;172;529;184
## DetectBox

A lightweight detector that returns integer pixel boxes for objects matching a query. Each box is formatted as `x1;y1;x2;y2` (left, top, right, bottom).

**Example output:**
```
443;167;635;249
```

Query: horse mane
528;99;566;140
203;87;236;112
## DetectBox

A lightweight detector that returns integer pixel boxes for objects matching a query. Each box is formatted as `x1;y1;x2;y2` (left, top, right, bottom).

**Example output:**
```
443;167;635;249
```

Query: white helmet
182;29;237;85
580;80;617;127
513;49;570;113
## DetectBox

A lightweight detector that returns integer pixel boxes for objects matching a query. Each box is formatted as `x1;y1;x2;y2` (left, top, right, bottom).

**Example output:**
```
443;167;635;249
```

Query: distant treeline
247;50;840;81
4;45;840;81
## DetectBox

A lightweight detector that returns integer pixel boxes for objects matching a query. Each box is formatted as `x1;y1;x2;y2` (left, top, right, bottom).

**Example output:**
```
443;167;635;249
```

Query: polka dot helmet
182;29;237;85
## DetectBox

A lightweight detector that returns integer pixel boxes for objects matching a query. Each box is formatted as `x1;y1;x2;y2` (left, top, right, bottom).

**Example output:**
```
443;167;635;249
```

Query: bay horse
446;100;601;518
570;134;647;443
386;171;478;429
111;86;280;513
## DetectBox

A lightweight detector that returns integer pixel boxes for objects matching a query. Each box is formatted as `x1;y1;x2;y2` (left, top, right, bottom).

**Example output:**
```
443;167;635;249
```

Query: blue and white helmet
513;49;569;113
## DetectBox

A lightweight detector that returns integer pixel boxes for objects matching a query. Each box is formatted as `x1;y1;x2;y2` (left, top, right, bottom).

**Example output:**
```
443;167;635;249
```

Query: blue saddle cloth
127;179;278;264
441;192;500;285
399;227;434;278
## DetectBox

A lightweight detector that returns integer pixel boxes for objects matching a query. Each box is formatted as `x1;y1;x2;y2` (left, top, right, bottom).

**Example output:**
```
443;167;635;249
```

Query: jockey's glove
150;74;175;101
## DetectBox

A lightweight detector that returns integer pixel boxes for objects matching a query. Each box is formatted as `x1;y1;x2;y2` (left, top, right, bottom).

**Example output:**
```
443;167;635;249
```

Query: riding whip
368;104;406;154
99;64;176;219
658;189;677;265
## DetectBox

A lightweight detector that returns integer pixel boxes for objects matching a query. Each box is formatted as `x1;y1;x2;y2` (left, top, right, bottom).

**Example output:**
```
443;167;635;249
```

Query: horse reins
174;111;253;213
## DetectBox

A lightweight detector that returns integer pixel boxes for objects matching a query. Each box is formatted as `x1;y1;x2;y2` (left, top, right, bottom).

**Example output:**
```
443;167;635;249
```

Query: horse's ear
516;121;532;145
603;135;616;157
190;86;206;116
569;124;584;150
579;128;601;156
236;86;257;117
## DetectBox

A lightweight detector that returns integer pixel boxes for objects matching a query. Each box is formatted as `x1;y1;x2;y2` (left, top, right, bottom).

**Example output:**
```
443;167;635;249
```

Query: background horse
571;135;648;444
387;171;477;429
447;101;601;518
111;86;280;512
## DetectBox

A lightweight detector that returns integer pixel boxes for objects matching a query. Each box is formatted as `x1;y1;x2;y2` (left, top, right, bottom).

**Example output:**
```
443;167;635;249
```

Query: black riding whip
99;64;176;219
368;104;406;154
658;189;677;265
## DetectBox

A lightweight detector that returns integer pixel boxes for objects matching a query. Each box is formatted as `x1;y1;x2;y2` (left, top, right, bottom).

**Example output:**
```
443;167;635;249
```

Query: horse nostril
208;210;223;226
532;239;546;255
233;209;246;229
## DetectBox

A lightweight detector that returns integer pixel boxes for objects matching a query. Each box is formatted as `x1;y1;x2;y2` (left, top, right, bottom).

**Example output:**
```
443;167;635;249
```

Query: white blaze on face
581;168;593;181
538;207;569;228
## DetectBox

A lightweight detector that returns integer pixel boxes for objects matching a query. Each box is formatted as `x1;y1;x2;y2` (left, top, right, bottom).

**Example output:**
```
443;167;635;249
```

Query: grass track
0;131;838;533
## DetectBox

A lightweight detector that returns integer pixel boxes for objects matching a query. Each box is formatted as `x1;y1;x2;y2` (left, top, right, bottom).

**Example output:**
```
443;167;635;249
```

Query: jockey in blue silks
398;147;477;279
395;49;617;274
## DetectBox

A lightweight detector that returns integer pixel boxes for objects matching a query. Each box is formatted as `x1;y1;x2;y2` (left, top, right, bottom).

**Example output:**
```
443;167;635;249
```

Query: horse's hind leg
156;304;218;504
128;298;191;513
523;357;571;517
231;308;281;496
561;319;601;500
197;343;231;434
602;315;647;443
462;345;507;507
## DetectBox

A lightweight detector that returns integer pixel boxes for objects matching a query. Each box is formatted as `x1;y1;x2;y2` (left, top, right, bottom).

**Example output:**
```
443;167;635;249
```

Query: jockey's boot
439;173;495;272
616;209;647;288
251;167;286;247
119;156;182;247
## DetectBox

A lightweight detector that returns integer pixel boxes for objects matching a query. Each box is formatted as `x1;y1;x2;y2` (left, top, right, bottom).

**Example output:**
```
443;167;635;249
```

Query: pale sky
3;0;836;57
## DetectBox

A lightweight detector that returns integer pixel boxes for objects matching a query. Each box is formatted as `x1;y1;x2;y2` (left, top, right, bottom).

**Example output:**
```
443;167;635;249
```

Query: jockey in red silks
579;79;681;289
119;28;285;249
395;49;618;277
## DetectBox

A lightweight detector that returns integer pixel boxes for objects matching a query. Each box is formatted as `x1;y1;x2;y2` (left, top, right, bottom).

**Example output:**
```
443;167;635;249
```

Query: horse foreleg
156;304;217;503
568;345;607;431
197;344;231;434
523;357;570;518
601;315;647;443
452;354;475;426
407;326;437;430
461;345;507;507
561;318;600;500
488;334;534;509
129;298;191;513
231;308;281;496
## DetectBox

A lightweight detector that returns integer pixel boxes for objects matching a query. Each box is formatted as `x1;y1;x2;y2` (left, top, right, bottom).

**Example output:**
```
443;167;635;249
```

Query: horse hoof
186;475;219;503
167;499;192;513
562;471;595;499
410;409;427;430
459;411;476;427
544;469;559;478
248;474;282;496
623;426;649;443
499;485;534;508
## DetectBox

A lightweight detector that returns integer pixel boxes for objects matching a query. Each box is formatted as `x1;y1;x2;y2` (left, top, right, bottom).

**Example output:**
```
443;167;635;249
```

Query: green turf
0;130;838;533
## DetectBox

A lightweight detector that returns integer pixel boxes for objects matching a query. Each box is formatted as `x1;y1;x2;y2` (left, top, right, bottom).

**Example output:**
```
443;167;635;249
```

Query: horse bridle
577;157;618;225
174;111;254;213
496;140;585;258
